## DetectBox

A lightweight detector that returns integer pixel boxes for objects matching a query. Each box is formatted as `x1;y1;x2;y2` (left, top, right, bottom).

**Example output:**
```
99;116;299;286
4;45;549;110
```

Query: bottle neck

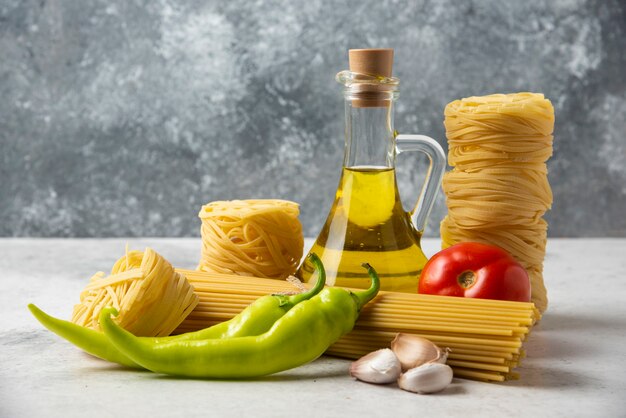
343;101;396;168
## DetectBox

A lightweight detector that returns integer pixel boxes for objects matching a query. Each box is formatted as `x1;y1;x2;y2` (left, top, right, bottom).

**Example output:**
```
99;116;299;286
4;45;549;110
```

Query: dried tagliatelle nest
71;248;198;337
197;200;304;280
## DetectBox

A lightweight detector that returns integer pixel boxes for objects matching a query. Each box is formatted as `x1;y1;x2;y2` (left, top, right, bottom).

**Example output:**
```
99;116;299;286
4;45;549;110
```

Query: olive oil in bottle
298;166;428;292
298;49;445;293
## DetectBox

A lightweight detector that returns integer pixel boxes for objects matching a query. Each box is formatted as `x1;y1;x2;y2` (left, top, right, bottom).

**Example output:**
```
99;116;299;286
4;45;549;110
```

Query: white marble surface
1;238;625;417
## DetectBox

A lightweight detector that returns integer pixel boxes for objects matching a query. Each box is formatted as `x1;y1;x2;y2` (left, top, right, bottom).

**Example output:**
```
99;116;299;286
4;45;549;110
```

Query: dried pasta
441;93;554;312
176;269;540;382
198;200;304;279
71;248;198;337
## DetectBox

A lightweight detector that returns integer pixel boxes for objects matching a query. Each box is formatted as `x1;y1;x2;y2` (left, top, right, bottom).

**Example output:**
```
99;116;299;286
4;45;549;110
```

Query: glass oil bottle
297;49;446;292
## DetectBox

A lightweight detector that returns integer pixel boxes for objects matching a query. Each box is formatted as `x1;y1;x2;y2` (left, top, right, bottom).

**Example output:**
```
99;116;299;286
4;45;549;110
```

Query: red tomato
418;242;531;302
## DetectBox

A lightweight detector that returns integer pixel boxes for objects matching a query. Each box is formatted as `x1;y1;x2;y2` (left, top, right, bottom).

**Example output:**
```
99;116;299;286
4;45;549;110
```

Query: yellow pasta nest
71;248;199;337
441;92;554;312
198;199;304;279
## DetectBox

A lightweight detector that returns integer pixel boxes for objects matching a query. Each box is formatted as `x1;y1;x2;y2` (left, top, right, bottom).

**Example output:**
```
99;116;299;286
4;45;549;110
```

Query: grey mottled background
1;0;625;238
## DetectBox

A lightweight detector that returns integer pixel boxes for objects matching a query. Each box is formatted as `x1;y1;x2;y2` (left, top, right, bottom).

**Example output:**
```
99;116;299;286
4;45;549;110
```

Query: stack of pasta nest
440;93;554;312
176;270;540;382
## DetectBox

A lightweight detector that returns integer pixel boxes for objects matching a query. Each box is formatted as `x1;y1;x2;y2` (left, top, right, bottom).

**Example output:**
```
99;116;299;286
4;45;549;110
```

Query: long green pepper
28;253;327;368
100;263;380;379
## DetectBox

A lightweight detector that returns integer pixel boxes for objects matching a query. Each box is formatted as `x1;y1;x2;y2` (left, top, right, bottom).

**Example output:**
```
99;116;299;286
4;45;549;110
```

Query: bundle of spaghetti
175;269;540;382
71;248;198;337
198;200;304;280
441;93;554;312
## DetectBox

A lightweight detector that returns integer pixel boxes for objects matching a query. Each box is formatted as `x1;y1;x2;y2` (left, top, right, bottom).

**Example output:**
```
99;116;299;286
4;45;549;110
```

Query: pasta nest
71;248;198;336
198;199;304;280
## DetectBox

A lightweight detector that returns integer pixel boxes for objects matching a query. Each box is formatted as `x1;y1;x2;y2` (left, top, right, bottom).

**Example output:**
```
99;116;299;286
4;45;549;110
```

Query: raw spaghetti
441;93;554;312
197;200;304;279
175;269;540;382
71;248;198;337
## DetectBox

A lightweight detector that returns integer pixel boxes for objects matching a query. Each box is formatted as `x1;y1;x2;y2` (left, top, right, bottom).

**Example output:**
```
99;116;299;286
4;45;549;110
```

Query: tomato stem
457;271;476;289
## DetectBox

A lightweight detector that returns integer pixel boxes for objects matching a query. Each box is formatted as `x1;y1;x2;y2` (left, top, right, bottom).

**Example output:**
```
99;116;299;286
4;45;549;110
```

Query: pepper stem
352;263;380;310
288;253;326;305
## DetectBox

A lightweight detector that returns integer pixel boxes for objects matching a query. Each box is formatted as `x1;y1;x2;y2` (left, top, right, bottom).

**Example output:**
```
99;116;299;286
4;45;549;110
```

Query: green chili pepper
160;253;327;342
100;263;380;379
28;253;327;368
28;304;141;368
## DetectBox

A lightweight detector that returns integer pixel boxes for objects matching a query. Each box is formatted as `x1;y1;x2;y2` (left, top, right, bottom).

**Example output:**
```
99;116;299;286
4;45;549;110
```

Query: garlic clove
350;348;402;384
437;347;451;364
391;333;447;371
397;363;454;394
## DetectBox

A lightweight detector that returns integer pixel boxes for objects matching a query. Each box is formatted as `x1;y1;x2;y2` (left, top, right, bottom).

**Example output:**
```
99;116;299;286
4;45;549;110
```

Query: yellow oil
297;166;427;292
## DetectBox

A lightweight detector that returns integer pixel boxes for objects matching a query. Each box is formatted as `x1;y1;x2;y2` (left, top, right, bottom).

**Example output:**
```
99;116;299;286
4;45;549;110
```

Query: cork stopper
347;49;395;107
349;49;394;77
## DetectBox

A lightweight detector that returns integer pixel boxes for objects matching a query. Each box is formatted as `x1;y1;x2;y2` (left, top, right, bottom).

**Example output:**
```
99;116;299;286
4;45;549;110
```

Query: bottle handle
395;135;446;232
